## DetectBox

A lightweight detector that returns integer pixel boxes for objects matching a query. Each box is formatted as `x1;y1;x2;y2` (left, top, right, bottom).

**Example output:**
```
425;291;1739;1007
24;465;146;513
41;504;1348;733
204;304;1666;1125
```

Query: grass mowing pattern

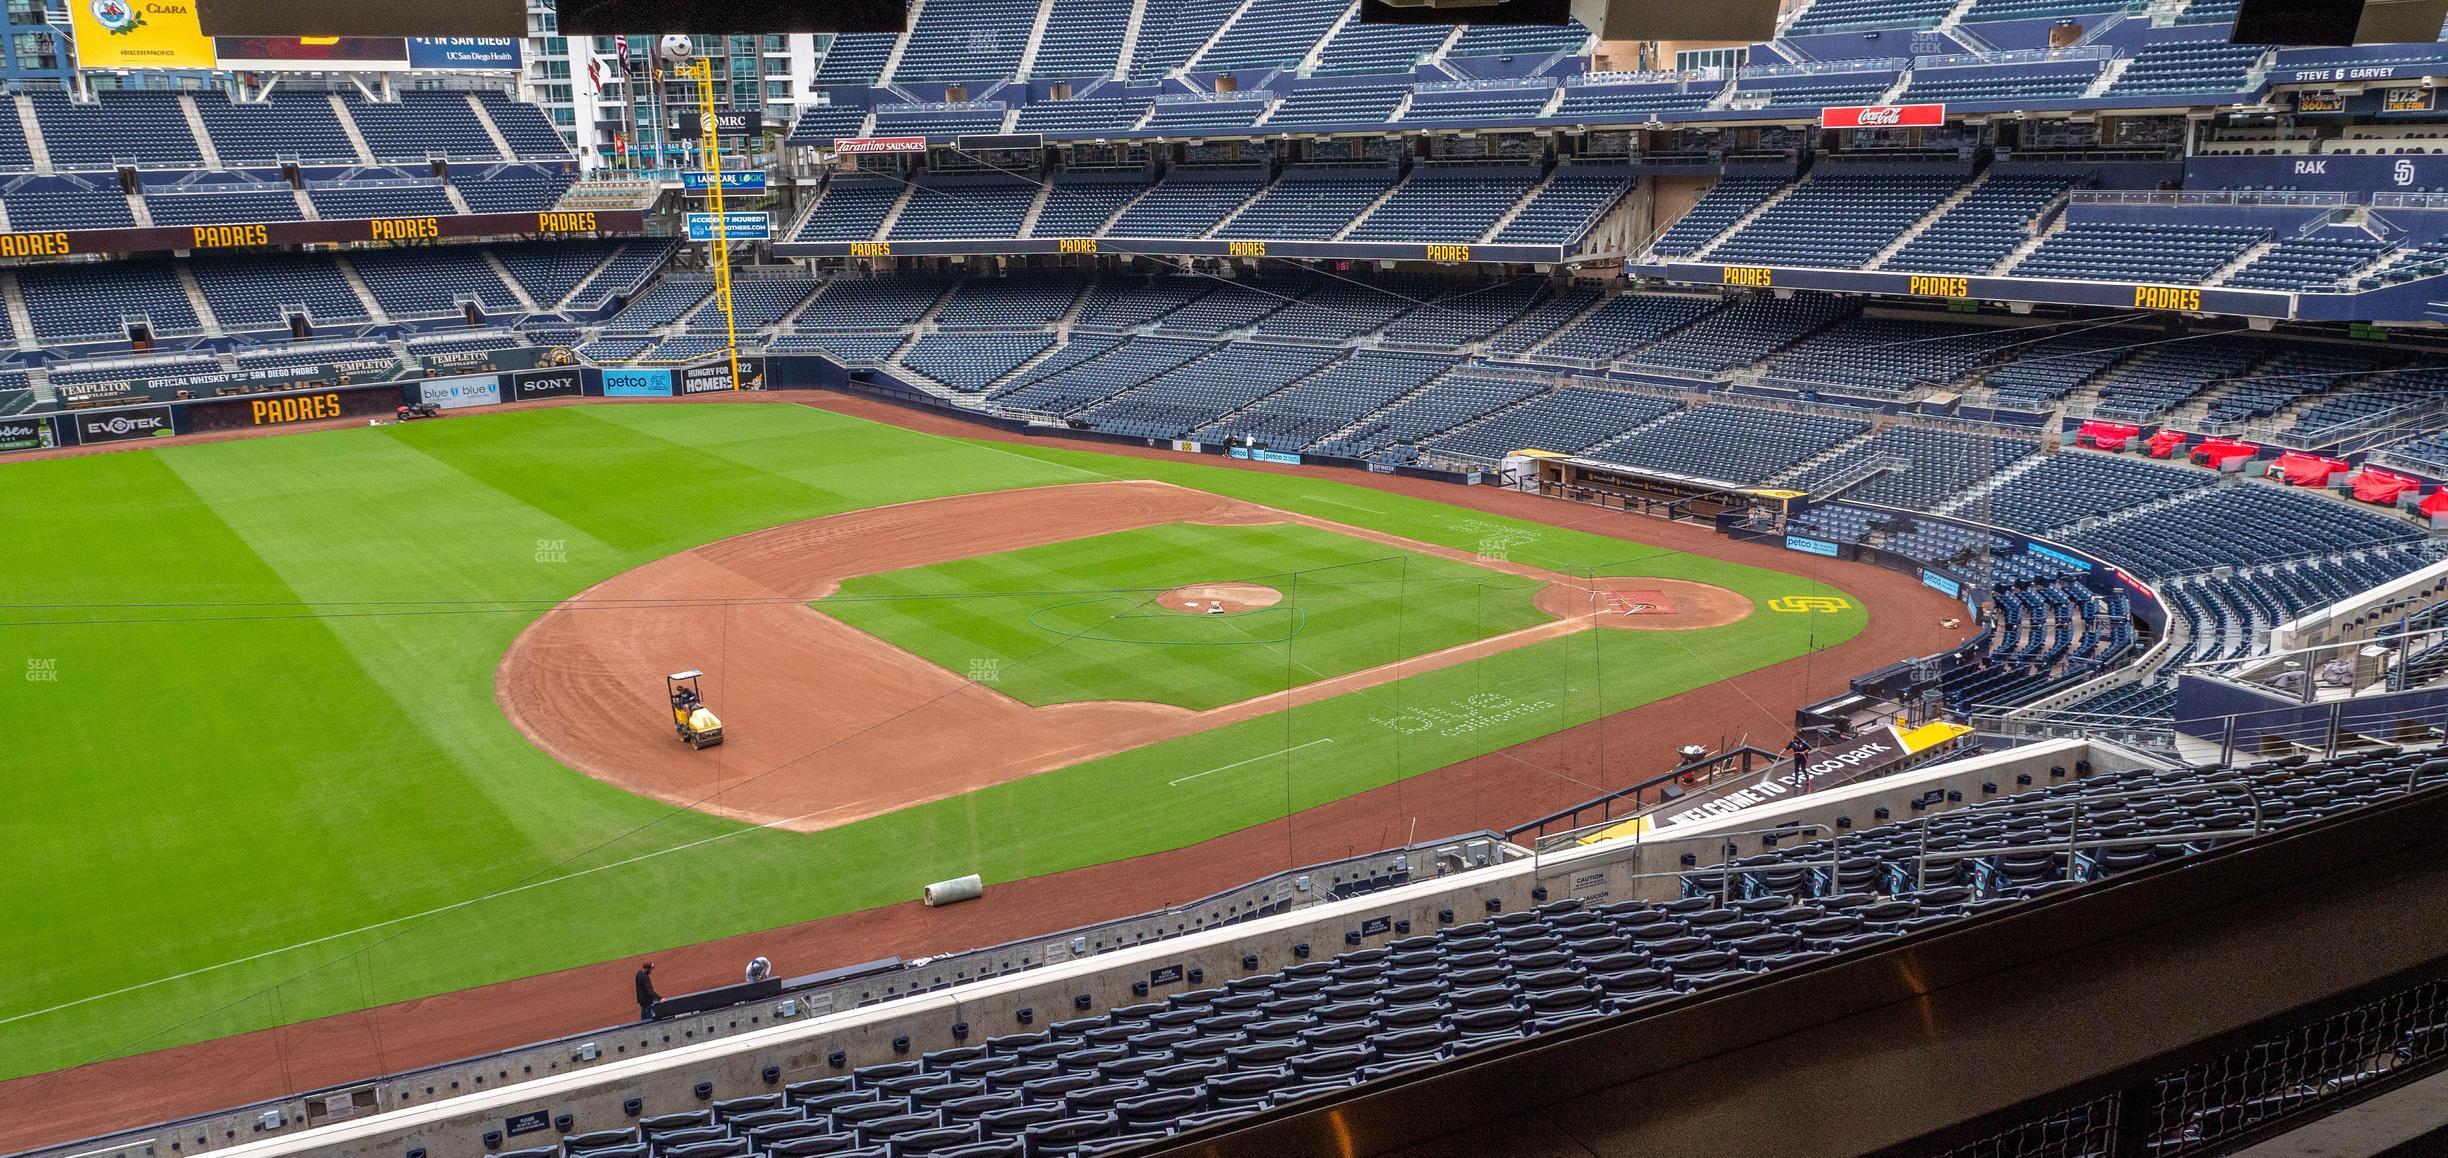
0;403;1861;1080
819;522;1548;710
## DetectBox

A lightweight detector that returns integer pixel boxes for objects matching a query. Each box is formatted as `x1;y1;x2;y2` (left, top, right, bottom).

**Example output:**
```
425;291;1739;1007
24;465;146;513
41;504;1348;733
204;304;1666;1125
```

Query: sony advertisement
510;367;584;401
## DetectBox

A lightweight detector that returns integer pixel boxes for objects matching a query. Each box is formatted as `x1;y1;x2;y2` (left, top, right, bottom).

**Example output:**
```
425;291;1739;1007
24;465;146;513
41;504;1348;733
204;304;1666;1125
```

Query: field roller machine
666;670;724;749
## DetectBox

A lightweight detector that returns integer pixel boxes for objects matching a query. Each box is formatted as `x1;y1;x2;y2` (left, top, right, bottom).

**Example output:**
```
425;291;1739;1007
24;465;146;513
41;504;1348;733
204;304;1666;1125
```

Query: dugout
1522;452;1803;524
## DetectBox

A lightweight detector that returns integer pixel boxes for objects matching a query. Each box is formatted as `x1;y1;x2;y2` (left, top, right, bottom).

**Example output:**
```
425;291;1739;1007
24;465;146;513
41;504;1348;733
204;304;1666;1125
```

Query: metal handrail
1508;745;1790;847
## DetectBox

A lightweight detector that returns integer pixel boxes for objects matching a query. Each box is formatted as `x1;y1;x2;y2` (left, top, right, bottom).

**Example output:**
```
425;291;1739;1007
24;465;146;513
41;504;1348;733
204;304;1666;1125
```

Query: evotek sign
832;136;928;155
77;405;174;443
1820;103;1945;130
0;418;52;451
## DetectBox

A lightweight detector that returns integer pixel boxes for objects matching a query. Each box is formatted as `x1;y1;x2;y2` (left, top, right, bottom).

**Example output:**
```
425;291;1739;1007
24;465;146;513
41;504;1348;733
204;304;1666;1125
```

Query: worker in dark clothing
1783;735;1815;765
635;962;659;1021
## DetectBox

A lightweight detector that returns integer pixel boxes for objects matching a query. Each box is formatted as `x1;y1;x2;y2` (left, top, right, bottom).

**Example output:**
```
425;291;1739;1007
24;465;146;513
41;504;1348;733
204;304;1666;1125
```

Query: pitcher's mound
1159;583;1284;615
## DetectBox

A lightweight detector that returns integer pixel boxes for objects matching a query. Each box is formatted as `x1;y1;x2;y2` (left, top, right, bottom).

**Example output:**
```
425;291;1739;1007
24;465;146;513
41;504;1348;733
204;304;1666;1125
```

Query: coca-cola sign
1821;103;1946;129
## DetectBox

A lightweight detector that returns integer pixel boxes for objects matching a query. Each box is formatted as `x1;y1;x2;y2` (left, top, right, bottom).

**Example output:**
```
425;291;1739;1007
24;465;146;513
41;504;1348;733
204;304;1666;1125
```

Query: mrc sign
1821;103;1946;130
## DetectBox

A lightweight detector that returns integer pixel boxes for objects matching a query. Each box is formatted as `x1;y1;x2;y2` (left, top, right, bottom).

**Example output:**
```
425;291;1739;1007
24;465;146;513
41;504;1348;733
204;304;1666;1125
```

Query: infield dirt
496;479;1751;832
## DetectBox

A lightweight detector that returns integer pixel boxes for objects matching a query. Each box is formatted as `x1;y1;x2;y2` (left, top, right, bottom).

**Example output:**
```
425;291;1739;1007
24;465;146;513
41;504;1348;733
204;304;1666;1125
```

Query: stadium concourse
14;0;2448;1153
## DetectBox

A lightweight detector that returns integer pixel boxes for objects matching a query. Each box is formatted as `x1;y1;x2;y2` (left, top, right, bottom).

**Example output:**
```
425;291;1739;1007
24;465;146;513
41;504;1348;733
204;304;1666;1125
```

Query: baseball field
0;400;1865;1085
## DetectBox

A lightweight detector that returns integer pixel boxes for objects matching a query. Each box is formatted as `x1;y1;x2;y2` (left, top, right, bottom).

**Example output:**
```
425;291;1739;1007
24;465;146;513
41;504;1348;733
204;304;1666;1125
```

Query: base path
497;479;1748;832
0;394;1972;1152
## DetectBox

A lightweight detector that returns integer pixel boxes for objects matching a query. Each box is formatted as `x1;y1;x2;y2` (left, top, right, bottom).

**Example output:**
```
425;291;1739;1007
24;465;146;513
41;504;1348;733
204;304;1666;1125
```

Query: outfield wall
0;358;754;457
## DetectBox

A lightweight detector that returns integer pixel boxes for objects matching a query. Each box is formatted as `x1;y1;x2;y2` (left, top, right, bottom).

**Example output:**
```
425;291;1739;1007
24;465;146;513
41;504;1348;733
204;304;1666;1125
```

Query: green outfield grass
819;522;1549;710
0;402;1865;1081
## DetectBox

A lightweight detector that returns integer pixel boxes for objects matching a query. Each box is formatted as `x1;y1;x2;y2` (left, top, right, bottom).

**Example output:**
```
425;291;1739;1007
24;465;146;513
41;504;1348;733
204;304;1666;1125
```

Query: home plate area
1603;589;1675;616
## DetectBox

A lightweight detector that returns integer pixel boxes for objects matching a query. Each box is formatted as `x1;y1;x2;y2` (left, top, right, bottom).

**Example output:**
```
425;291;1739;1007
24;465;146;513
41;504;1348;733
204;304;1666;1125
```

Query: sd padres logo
90;0;144;33
1768;595;1853;614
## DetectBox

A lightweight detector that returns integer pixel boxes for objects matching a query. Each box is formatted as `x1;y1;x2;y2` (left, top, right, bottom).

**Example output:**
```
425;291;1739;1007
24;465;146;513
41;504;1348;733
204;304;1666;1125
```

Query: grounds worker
635;962;659;1021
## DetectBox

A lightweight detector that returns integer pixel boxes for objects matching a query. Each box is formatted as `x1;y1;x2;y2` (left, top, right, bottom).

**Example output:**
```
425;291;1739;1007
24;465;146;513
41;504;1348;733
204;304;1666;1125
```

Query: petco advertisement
76;405;175;444
601;368;673;397
418;375;502;409
509;367;584;401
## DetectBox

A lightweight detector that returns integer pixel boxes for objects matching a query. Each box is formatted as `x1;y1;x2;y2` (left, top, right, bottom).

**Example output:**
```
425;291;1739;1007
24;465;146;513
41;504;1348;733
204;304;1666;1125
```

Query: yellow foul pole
685;58;742;391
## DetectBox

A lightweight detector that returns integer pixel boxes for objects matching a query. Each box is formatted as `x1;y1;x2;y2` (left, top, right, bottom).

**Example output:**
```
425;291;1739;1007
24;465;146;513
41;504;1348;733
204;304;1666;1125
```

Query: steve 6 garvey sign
1821;103;1946;130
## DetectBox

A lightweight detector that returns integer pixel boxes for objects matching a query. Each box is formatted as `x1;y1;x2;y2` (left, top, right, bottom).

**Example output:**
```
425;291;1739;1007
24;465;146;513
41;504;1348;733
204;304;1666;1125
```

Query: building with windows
521;0;828;169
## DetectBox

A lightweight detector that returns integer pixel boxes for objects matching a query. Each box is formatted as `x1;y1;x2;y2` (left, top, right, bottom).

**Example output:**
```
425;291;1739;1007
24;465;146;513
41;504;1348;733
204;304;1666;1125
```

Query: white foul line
0;802;864;1030
1168;738;1335;787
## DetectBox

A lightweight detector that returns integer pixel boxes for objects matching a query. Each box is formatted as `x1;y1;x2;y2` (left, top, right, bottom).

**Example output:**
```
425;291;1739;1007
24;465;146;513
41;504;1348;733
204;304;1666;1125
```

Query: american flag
614;35;630;72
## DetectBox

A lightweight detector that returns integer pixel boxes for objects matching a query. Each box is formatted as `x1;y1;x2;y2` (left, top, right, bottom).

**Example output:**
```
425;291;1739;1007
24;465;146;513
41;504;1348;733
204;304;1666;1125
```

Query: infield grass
819;522;1548;709
0;402;1864;1081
